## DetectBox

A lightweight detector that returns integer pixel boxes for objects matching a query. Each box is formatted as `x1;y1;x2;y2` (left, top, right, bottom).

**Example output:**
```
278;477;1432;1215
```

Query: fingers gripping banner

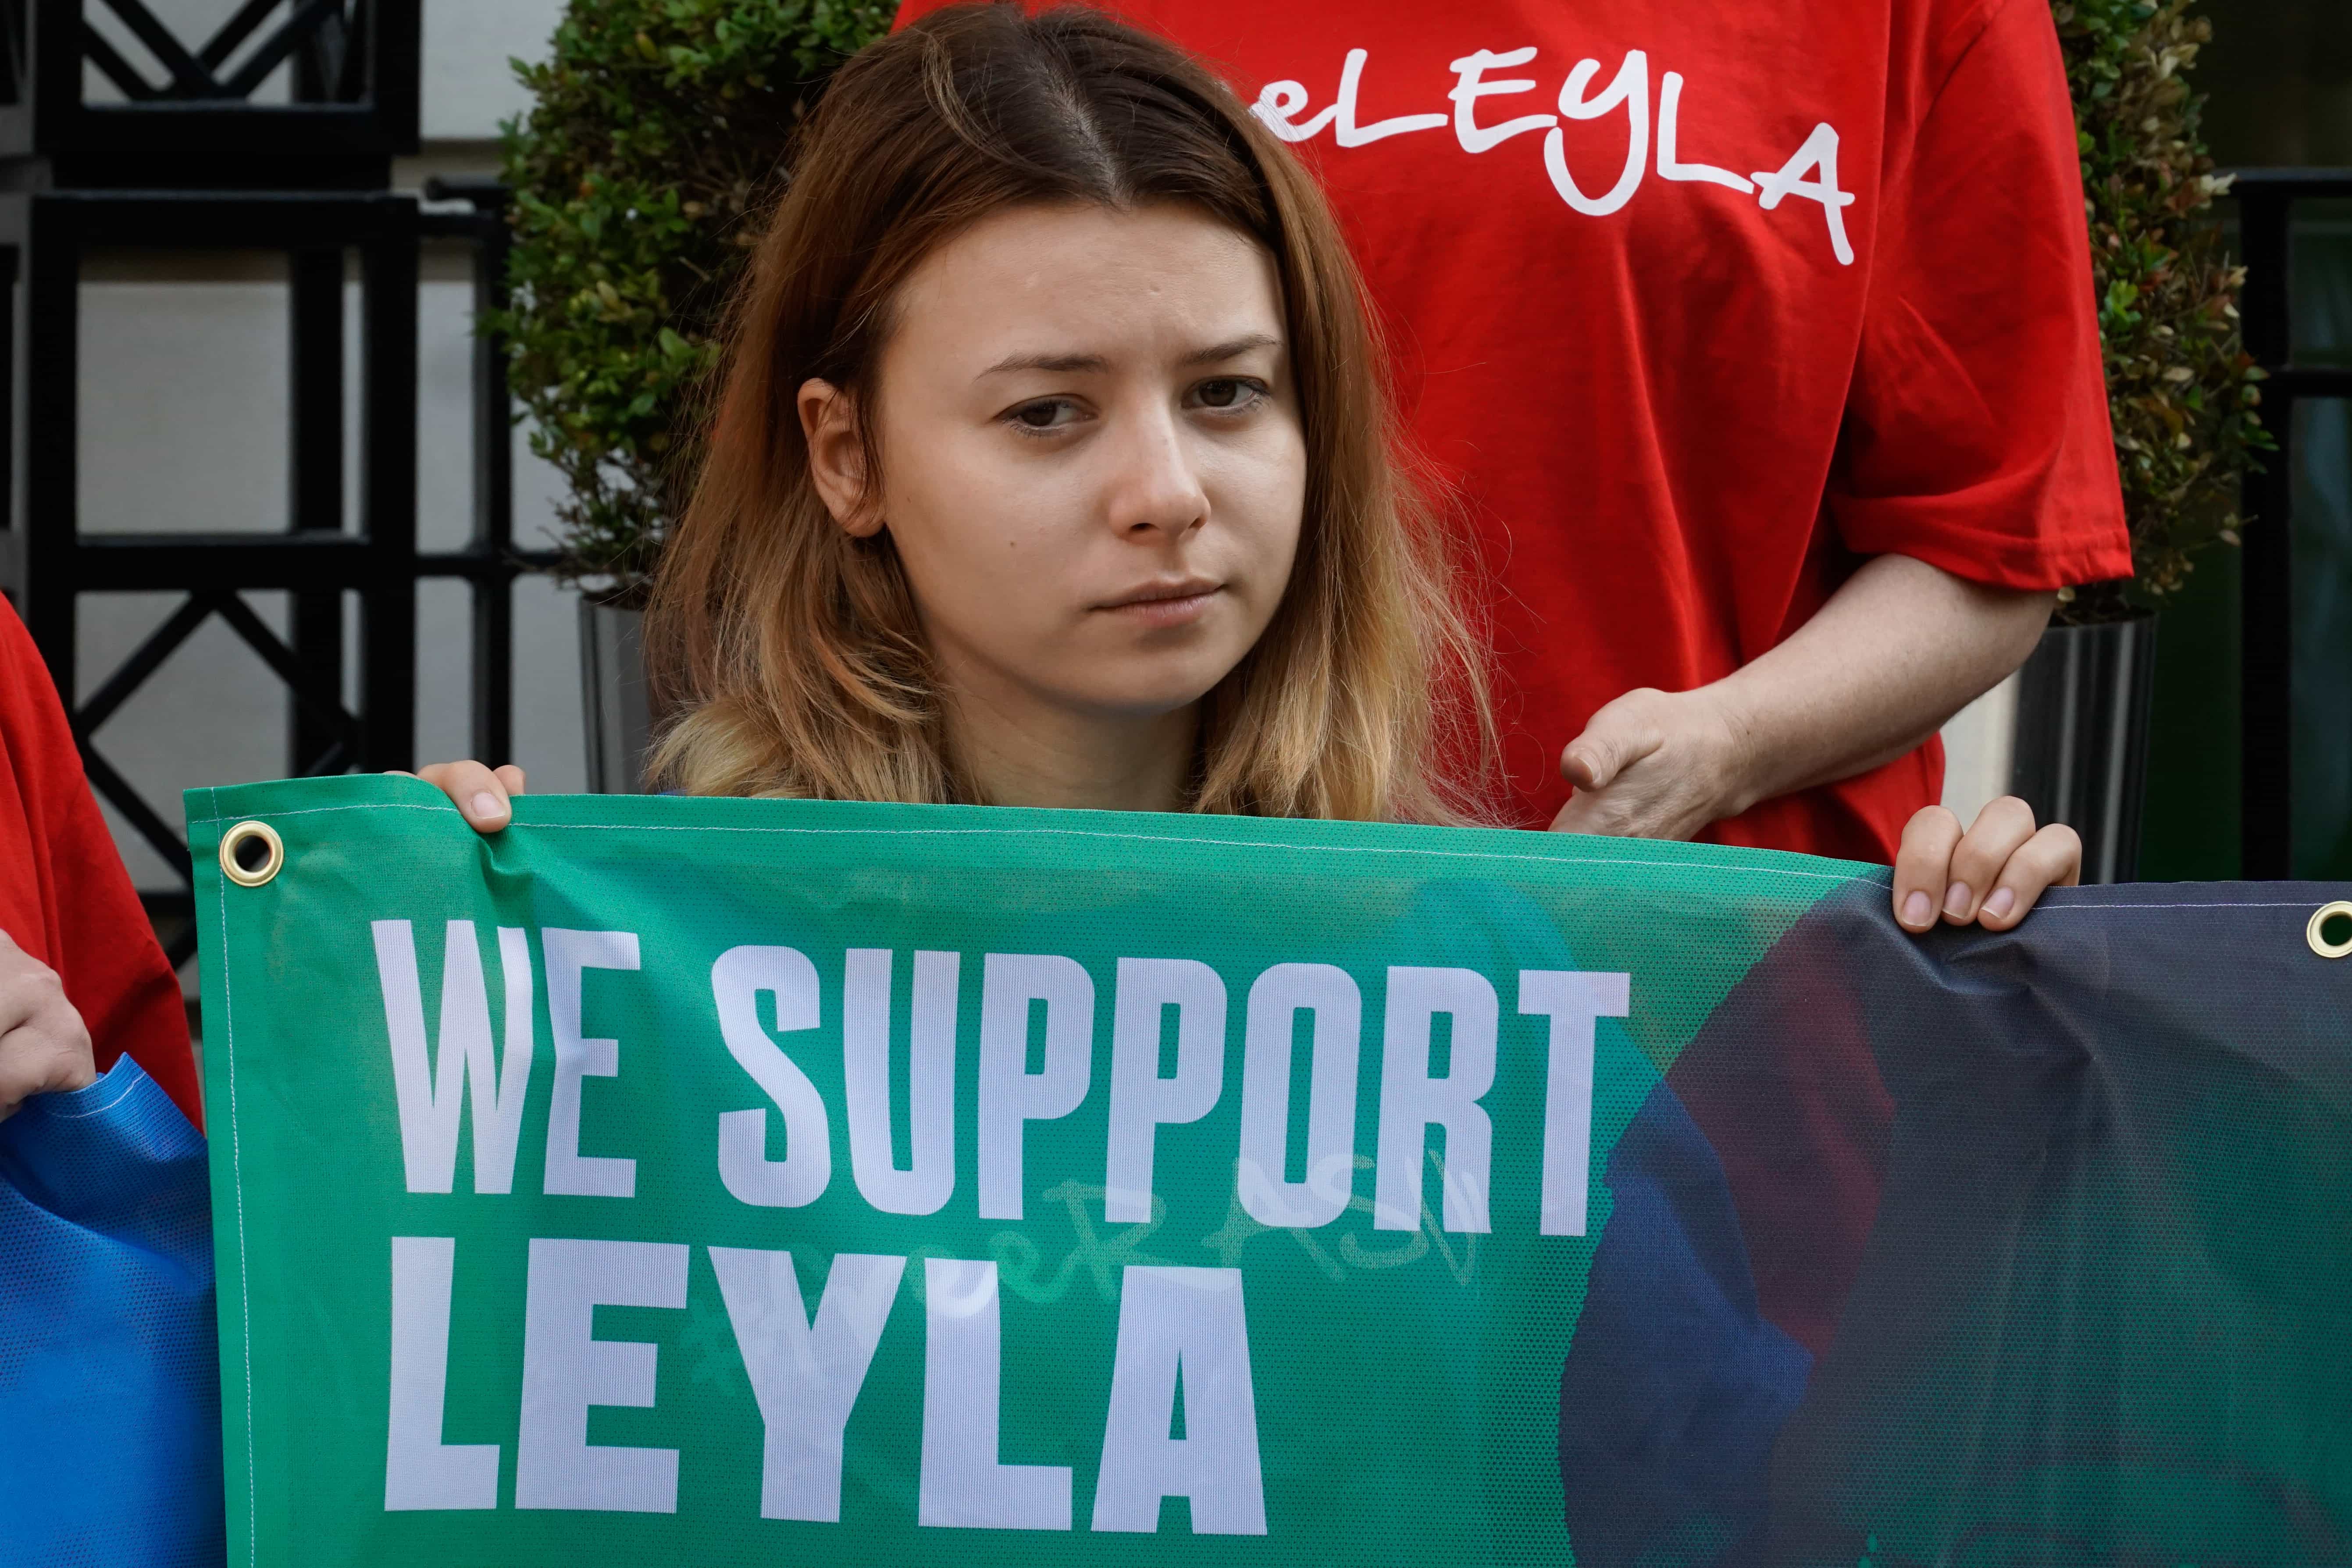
188;777;2352;1568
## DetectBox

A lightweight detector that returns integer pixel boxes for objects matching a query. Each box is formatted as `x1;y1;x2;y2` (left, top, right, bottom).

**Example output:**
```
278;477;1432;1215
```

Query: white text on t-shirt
1252;46;1857;266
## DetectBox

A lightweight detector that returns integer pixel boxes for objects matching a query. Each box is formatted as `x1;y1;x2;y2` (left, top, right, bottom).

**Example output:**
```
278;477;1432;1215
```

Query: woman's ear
798;378;885;538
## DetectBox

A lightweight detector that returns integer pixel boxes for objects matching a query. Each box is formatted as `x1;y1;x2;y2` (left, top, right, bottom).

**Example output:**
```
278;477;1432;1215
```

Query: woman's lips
1098;582;1222;628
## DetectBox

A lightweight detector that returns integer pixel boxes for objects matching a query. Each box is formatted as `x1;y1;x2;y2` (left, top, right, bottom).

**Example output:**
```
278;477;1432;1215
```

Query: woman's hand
1893;796;2079;934
404;761;528;836
0;928;96;1120
1548;687;1753;841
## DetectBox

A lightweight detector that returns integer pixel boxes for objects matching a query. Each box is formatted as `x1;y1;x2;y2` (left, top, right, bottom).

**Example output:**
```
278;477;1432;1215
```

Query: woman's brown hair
646;2;1491;821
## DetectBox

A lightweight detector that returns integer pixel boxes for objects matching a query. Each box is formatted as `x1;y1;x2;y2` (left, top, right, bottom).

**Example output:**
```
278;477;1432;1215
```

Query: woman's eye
1006;399;1080;434
1191;378;1265;411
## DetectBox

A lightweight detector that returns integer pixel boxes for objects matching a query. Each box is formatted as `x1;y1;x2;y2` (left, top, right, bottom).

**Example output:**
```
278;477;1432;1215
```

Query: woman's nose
1103;410;1209;539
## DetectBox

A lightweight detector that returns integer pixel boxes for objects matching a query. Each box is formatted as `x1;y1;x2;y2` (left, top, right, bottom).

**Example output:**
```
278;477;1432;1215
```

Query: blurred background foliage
2055;0;2270;625
495;0;895;599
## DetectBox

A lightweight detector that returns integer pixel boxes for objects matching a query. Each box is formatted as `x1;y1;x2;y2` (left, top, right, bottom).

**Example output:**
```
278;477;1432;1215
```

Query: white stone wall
72;0;2009;940
420;0;556;140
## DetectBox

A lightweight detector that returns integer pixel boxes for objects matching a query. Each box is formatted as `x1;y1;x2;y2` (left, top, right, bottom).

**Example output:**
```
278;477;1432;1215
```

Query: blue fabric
1560;1082;1813;1568
0;1056;223;1568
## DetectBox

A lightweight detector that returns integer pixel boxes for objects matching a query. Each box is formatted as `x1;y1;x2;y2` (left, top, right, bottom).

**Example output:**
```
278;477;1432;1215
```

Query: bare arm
1734;556;2053;798
1550;554;2079;932
1551;553;2052;838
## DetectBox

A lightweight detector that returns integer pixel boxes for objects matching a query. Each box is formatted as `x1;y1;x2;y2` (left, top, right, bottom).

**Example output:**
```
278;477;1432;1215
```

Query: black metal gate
0;0;544;968
2234;170;2352;879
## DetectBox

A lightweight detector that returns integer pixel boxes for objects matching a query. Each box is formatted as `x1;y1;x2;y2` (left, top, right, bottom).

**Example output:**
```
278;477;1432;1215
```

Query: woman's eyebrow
979;350;1108;378
978;334;1281;380
1180;332;1280;366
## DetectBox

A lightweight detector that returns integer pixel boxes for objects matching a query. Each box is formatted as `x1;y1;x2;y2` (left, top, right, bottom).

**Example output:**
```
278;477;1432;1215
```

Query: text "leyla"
1252;46;1858;265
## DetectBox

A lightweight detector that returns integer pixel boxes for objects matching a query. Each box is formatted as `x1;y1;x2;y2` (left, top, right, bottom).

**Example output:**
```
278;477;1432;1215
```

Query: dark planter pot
580;600;652;794
2008;615;2158;885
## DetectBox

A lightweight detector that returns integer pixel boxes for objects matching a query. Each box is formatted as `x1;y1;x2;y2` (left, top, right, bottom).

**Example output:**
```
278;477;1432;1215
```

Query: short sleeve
0;602;200;1126
1828;0;2132;590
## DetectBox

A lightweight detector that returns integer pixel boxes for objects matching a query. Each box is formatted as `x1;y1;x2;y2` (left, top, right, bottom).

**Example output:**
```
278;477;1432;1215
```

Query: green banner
189;775;1868;1567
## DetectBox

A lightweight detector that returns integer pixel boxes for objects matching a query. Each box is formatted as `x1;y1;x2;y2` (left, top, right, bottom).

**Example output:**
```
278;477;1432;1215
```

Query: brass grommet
219;821;285;888
2307;901;2352;960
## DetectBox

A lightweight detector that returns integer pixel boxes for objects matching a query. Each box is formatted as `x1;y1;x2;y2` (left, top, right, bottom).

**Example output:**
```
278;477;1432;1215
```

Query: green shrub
2055;0;2271;624
496;0;897;600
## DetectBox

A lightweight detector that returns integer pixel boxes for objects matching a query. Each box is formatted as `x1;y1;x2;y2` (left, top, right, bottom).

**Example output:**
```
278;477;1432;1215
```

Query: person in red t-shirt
0;599;200;1126
894;0;2131;876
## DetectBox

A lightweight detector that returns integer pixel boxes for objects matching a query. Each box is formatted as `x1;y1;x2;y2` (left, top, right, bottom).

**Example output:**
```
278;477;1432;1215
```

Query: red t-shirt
895;0;2132;858
0;599;200;1126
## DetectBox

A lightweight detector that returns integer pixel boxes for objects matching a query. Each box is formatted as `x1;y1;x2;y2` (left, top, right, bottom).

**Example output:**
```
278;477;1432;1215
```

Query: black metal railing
420;175;559;767
2232;169;2352;880
0;0;569;971
1;0;419;171
35;184;550;971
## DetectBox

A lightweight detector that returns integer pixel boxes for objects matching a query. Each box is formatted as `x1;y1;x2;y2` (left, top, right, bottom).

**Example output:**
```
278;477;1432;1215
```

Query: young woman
418;5;2079;930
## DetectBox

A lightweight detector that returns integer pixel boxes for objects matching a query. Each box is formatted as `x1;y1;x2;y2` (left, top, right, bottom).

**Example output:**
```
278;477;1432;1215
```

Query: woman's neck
942;676;1198;814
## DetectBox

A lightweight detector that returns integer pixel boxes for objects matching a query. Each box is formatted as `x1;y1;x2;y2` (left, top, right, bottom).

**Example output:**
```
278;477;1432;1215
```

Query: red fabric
0;598;200;1127
897;0;2132;858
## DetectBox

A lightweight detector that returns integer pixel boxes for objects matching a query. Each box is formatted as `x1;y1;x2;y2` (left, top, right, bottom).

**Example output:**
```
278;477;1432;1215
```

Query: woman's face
804;202;1307;732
